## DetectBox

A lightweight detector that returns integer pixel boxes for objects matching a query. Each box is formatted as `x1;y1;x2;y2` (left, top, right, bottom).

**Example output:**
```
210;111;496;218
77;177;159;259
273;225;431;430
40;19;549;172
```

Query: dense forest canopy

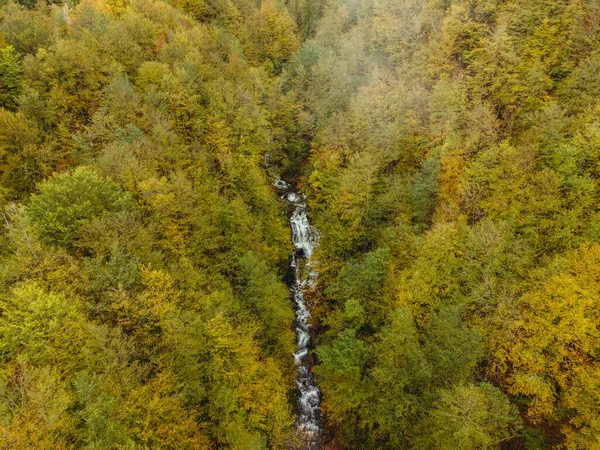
1;0;599;448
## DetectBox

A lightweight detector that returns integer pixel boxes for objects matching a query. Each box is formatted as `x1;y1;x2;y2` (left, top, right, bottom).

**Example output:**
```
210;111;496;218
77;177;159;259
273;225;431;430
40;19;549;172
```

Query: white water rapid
276;179;322;449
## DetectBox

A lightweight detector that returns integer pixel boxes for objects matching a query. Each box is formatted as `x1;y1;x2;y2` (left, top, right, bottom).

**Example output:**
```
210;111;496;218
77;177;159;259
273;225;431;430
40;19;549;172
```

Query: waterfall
276;179;322;449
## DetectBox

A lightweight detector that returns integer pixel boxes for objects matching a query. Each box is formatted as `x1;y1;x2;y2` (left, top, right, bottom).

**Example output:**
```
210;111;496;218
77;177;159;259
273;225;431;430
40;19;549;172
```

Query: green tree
27;166;134;247
316;329;372;440
0;46;22;110
424;383;522;450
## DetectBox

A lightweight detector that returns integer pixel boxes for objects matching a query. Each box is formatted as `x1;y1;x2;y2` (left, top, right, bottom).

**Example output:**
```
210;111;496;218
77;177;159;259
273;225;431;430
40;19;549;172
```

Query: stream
276;180;322;449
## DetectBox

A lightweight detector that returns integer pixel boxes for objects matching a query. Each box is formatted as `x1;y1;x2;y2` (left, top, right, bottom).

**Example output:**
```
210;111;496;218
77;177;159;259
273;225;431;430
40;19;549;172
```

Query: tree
27;166;134;247
0;109;42;201
249;1;300;72
0;4;55;56
0;46;22;110
0;282;85;367
492;244;600;445
0;357;75;449
325;247;392;332
235;252;295;362
422;305;483;388
367;308;431;448
316;329;372;438
424;383;522;450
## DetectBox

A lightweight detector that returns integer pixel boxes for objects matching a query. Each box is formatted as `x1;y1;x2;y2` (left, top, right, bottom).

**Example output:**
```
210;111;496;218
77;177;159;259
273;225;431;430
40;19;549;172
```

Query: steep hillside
284;0;600;448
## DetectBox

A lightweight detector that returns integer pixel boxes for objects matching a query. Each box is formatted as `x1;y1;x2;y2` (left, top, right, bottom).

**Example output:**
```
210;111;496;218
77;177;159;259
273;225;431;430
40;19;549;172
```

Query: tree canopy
1;0;599;448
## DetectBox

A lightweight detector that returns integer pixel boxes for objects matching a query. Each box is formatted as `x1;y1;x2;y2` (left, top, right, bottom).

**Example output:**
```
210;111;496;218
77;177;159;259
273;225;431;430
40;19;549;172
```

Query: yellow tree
249;1;299;72
491;243;600;446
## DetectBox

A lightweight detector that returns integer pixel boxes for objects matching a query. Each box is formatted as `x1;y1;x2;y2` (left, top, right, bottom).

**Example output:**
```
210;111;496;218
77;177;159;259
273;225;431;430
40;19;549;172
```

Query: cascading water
276;179;322;449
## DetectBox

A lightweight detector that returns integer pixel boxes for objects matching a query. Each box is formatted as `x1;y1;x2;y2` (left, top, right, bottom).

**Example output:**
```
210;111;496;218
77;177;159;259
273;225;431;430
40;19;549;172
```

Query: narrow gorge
276;180;322;449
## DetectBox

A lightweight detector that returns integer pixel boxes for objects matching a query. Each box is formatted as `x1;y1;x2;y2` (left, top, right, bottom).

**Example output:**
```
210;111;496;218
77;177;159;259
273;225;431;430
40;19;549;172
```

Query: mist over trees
292;0;600;448
0;0;599;448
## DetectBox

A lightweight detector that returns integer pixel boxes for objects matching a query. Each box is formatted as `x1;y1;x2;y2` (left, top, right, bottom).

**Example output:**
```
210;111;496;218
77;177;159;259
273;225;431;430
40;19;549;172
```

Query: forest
0;0;599;448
